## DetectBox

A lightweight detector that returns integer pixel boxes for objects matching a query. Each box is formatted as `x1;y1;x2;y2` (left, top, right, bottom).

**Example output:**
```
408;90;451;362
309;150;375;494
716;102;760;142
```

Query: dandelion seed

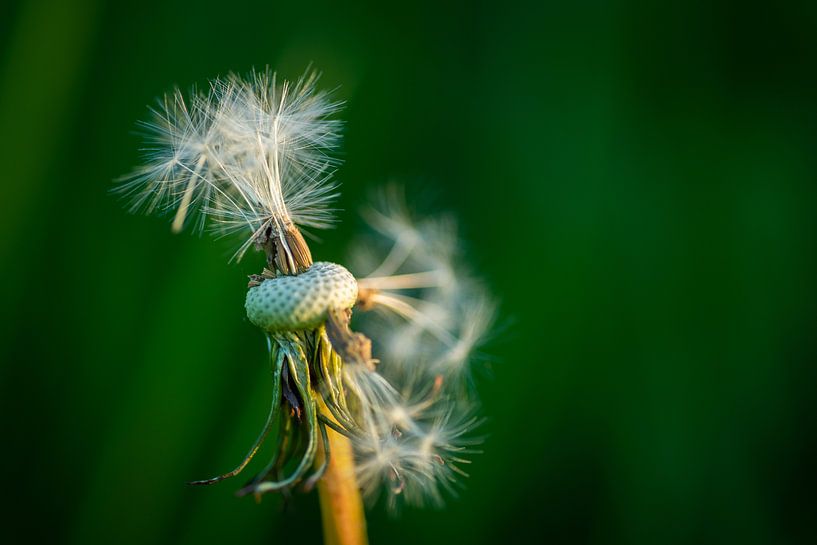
116;69;497;536
117;69;342;266
353;190;496;385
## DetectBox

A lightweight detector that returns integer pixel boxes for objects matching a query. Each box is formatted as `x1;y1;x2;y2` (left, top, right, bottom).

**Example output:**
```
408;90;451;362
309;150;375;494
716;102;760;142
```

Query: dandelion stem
316;399;368;545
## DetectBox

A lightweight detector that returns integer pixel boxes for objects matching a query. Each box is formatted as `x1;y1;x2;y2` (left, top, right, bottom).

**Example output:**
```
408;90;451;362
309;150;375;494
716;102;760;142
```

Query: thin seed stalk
316;398;368;545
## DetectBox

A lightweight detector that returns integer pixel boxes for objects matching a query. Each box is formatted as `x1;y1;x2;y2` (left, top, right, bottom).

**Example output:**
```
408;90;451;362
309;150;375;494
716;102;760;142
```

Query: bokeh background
2;1;816;544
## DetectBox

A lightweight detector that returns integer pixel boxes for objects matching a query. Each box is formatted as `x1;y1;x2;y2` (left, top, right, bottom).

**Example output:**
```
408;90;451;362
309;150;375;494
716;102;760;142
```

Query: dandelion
116;69;496;545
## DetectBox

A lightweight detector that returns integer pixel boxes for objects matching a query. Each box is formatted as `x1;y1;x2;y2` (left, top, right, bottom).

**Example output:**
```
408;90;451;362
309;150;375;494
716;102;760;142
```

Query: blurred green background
2;0;816;543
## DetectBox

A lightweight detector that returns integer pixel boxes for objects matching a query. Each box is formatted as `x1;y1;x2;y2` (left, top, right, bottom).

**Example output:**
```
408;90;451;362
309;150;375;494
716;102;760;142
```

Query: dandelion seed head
120;72;497;514
116;69;342;259
245;261;357;331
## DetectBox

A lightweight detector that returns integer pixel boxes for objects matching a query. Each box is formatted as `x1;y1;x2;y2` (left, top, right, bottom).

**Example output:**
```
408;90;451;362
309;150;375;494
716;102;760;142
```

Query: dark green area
1;1;815;543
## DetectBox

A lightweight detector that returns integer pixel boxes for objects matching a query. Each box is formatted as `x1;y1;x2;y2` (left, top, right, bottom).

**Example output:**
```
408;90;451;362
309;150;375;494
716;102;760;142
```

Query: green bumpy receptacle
245;262;358;332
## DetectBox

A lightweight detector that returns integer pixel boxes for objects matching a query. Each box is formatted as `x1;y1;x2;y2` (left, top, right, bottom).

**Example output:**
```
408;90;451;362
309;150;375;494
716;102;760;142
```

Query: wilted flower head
116;69;496;511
